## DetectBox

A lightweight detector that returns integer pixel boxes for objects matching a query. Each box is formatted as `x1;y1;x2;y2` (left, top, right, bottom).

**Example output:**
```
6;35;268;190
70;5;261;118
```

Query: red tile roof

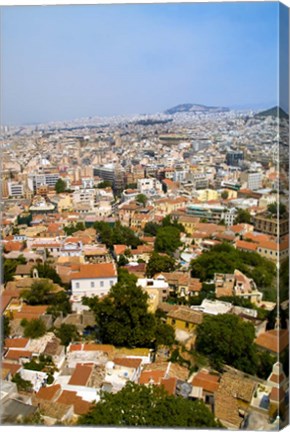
5;349;33;361
4;338;29;349
236;240;258;252
36;384;61;401
57;390;93;415
191;371;220;393
139;370;164;385
1;361;22;376
113;245;127;255
161;377;177;395
71;263;117;280
68;364;93;386
114;357;142;369
255;330;289;354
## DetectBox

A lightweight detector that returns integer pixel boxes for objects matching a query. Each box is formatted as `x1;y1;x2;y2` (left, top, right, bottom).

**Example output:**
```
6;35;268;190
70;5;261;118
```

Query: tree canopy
154;226;182;254
83;269;174;348
54;323;80;346
21;318;46;339
83;270;156;347
63;222;86;237
31;262;63;286
78;382;218;427
136;193;148;207
195;314;257;374
2;255;26;284
146;252;175;277
190;243;276;300
55;178;67;193
234;208;251;224
94;221;142;249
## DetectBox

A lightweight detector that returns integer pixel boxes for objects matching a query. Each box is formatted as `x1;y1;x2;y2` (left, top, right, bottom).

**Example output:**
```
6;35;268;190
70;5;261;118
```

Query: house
191;369;220;405
214;270;263;304
160;272;202;299
137;275;169;312
214;371;256;429
166;306;203;332
70;263;117;312
255;329;289;355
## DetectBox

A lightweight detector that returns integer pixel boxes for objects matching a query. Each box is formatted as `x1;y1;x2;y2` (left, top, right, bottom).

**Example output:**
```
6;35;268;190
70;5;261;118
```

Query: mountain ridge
164;103;230;115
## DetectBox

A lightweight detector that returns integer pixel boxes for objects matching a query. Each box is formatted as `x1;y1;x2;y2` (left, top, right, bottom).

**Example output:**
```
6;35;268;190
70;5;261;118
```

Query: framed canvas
0;0;289;430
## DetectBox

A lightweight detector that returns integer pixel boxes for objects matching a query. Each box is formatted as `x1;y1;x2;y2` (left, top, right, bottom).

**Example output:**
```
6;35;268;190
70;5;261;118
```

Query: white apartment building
71;263;117;312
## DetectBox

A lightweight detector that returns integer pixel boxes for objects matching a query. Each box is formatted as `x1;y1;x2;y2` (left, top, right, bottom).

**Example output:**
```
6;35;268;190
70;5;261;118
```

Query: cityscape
0;1;289;430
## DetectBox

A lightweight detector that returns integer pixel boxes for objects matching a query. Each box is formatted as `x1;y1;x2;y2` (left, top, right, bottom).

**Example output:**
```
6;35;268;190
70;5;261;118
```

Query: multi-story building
28;171;60;192
7;181;24;198
253;212;289;236
186;204;236;226
240;171;263;191
226;150;244;167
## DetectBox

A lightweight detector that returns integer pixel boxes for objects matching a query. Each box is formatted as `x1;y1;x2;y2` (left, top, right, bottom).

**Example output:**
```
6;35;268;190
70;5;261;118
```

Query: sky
1;2;288;125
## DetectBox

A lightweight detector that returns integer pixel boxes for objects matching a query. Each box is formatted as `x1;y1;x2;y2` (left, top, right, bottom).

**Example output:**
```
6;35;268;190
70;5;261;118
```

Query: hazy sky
1;2;287;125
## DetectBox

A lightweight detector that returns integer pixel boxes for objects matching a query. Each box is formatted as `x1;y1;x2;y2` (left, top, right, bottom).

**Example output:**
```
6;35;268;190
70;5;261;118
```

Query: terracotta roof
139;370;164;385
160;377;177;395
257;240;278;251
270;386;285;402
1;361;21;376
13;304;48;321
168;306;203;325
15;263;34;275
236;240;258;251
268;373;286;385
113;245;127;255
255;330;289;354
4;338;29;349
83;344;115;354
4;241;24;252
57;390;93;416
191;371;220;393
5;349;33;361
71;263;117;280
36;384;61;401
114;357;142;369
68;364;93;386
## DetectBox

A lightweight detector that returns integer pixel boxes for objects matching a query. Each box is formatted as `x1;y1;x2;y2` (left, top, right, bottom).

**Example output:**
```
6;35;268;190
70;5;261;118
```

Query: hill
255;106;289;119
164;103;230;115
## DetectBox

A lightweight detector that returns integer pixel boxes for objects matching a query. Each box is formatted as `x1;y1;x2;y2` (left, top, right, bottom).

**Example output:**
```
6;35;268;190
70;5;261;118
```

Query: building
253;212;289;236
186;204;236;226
70;263;118;312
28;171;60;192
166;306;203;332
7;182;24;198
240;171;263;191
226;150;244;167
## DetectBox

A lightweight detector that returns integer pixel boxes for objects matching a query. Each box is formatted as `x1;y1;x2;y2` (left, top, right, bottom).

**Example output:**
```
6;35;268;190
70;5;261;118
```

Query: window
100;281;104;288
76;282;79;289
91;281;95;288
185;322;189;329
110;280;114;287
171;319;176;325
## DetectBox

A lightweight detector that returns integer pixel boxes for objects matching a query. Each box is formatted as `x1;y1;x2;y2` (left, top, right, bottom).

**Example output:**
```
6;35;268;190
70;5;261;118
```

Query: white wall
71;276;117;298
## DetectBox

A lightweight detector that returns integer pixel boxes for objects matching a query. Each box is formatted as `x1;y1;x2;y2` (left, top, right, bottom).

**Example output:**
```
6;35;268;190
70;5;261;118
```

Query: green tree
136;193;148;207
31;263;62;285
78;382;218;427
221;190;229;200
146;252;175;277
97;180;113;189
190;243;276;299
46;291;72;318
234;209;251;224
83;270;156;347
155;321;175;347
154;226;182;254
94;221;142;249
22;279;53;305
195;314;257;374
144;222;160;237
21;318;46;339
54;323;80;346
162;215;185;233
3;315;11;338
55;178;67;193
118;254;129;267
12;373;33;393
2;255;26;284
